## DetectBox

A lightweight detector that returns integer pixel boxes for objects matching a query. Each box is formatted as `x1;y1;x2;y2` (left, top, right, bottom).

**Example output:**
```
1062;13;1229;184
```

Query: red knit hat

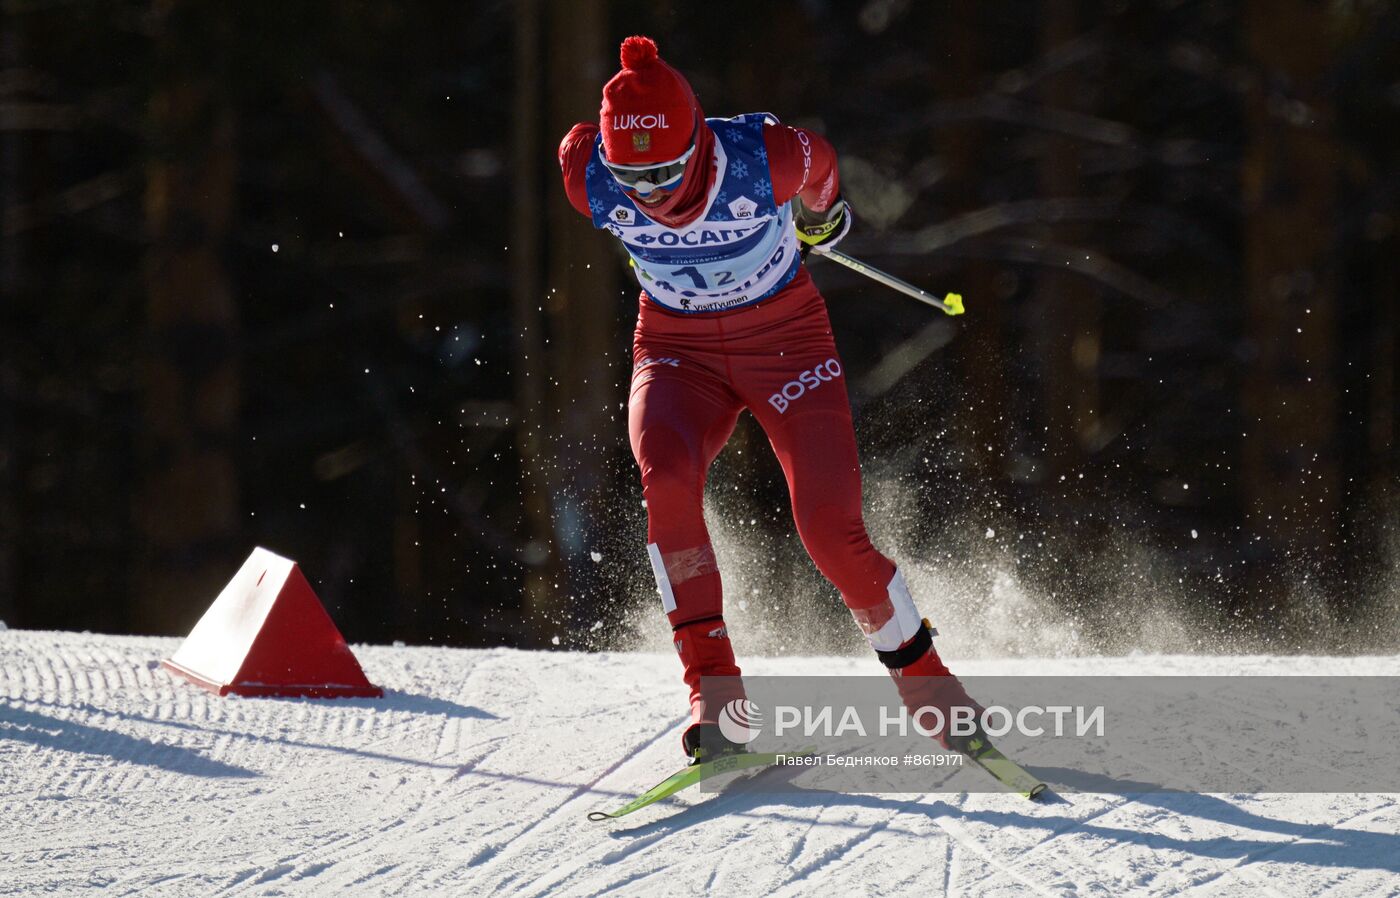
600;36;700;165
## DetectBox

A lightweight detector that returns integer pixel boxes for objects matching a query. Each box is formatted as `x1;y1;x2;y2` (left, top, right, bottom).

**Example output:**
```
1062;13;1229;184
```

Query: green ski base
588;740;1045;822
962;736;1048;799
587;750;806;822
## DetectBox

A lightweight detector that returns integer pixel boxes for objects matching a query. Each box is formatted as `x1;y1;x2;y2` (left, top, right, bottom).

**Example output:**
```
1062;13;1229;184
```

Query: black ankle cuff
876;622;933;669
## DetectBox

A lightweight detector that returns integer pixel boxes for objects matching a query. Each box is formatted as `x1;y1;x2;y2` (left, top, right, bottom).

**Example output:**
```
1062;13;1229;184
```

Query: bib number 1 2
669;267;734;289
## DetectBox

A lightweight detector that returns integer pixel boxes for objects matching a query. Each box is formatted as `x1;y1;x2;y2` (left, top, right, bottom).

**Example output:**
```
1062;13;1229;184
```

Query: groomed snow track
2;630;1398;897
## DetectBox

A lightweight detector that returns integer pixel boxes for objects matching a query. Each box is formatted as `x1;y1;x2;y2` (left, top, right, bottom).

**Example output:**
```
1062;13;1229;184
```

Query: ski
587;749;808;822
588;738;1044;821
959;735;1048;800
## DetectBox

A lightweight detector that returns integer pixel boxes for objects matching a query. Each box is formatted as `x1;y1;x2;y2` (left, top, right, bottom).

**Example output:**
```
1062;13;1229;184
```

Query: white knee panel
647;543;679;614
856;568;925;652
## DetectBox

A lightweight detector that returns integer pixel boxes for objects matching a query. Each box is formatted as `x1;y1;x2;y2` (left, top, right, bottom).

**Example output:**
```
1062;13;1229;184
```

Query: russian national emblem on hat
601;36;698;164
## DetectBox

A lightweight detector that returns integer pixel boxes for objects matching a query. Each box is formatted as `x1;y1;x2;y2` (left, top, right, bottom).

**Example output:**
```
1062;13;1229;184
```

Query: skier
559;36;982;764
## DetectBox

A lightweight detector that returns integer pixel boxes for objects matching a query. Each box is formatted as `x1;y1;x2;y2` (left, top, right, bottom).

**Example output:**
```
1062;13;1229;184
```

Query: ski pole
818;249;965;316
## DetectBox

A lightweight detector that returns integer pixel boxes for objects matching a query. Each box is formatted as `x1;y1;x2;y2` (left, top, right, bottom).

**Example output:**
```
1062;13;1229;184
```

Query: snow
2;629;1398;896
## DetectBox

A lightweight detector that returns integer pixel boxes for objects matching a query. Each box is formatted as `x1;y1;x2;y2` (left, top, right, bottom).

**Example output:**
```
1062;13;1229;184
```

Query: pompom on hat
600;36;701;165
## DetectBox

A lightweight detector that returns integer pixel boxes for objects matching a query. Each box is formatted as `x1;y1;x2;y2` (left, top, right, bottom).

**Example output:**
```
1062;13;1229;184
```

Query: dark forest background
0;1;1396;652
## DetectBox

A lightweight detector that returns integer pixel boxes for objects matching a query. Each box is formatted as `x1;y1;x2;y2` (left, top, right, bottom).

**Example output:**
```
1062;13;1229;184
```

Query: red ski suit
561;119;963;732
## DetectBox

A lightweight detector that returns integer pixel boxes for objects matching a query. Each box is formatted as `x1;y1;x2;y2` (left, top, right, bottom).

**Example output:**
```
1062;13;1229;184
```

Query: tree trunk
939;4;1008;484
134;0;240;633
511;0;561;633
1035;0;1100;480
1239;0;1340;564
0;21;22;625
1369;238;1396;483
529;0;617;628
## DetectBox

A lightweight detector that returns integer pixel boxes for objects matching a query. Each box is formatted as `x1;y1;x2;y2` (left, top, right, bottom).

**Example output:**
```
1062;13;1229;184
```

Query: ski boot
682;722;748;766
944;720;995;760
881;619;988;753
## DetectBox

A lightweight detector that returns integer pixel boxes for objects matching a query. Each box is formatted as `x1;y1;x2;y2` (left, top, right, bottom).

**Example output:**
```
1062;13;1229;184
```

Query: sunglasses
602;142;696;197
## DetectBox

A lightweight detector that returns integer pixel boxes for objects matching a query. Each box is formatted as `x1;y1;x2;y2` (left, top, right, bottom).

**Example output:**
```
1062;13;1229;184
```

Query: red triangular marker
163;547;383;698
